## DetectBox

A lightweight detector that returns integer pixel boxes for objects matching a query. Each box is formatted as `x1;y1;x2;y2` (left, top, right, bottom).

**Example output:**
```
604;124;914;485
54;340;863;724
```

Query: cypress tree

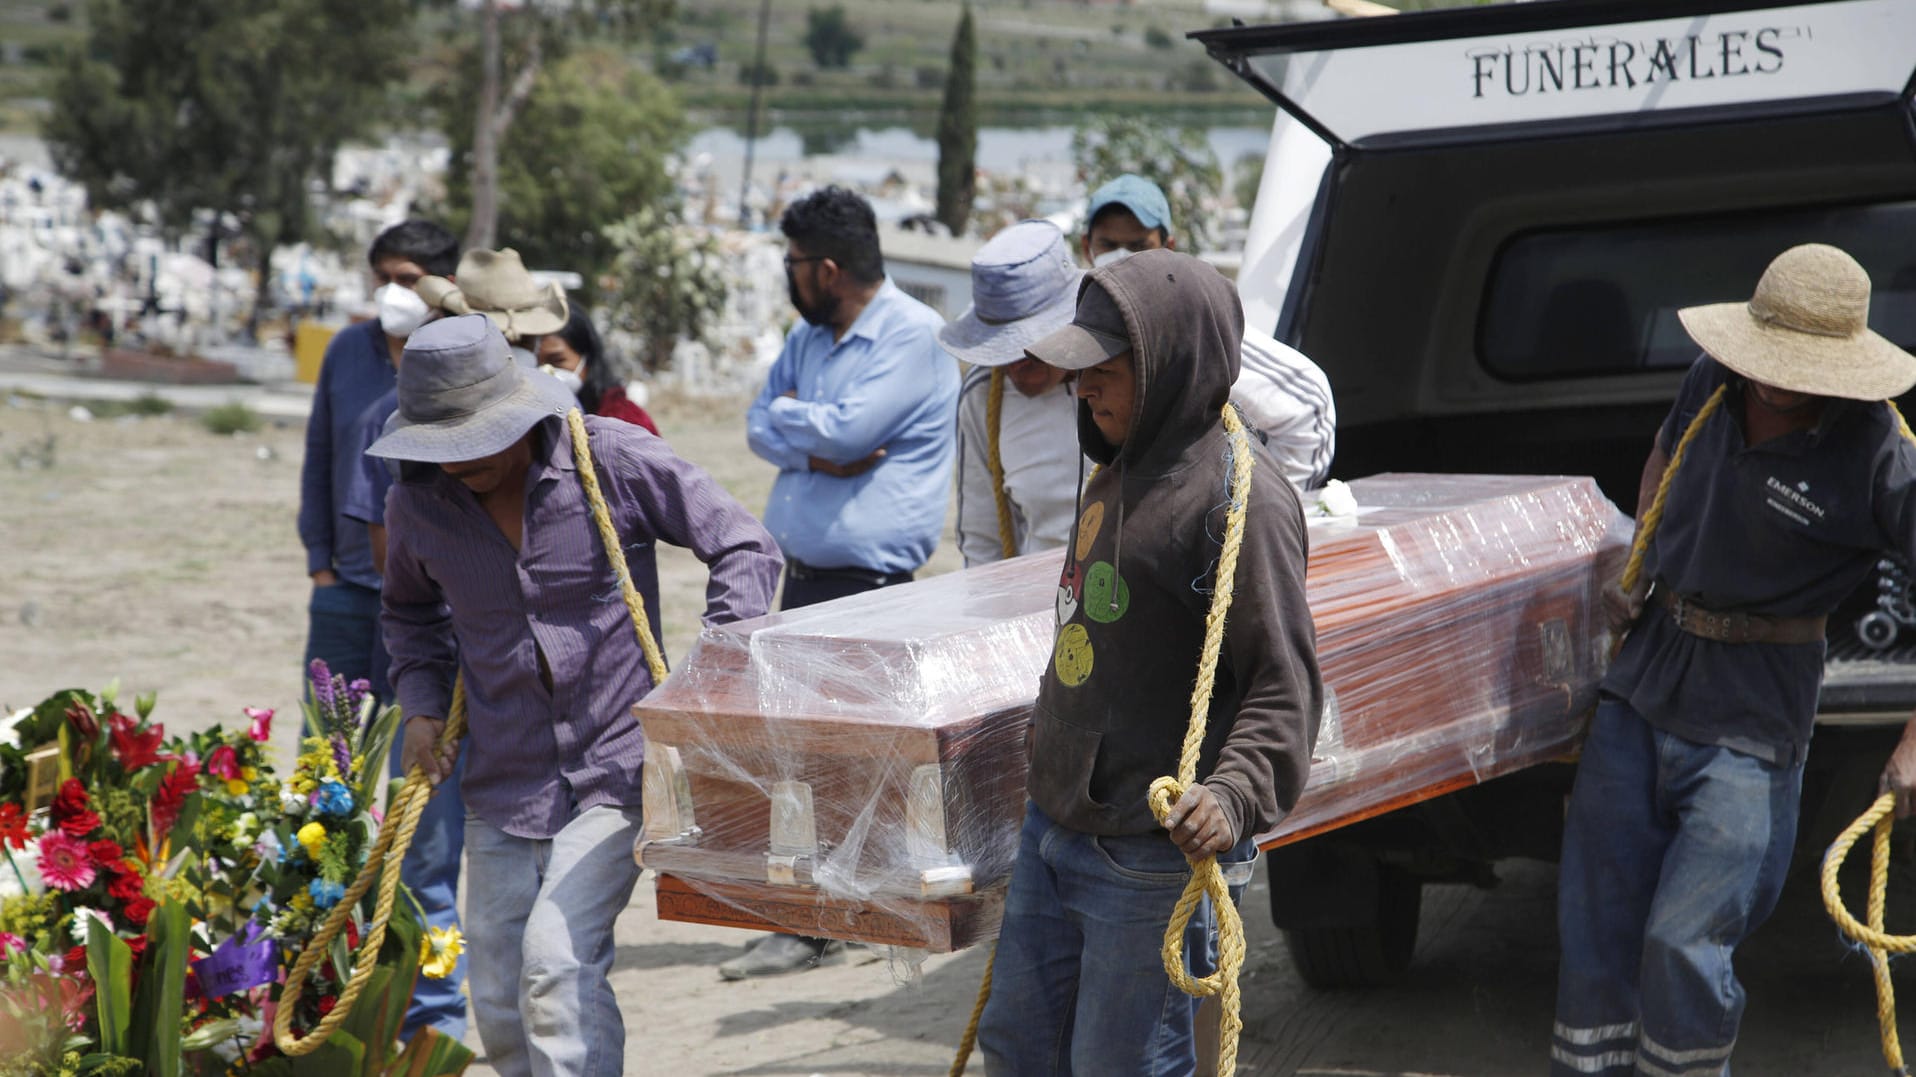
934;4;977;237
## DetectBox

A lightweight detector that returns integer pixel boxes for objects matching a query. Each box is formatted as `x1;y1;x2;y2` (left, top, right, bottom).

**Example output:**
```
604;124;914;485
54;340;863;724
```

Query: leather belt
1656;587;1826;645
785;558;913;589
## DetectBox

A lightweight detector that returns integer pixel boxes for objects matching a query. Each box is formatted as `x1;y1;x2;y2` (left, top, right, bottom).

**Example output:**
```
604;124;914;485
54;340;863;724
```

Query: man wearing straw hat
1553;244;1916;1077
371;314;783;1077
942;220;1089;566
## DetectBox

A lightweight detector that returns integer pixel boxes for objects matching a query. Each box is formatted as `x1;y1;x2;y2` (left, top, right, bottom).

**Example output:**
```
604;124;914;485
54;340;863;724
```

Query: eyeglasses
783;255;826;270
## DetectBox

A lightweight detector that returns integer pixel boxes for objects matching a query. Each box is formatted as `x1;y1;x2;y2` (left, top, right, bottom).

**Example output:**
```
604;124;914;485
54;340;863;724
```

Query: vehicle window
1479;201;1916;381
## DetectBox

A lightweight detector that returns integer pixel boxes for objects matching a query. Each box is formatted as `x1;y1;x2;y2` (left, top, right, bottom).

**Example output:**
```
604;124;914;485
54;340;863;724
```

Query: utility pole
738;0;772;229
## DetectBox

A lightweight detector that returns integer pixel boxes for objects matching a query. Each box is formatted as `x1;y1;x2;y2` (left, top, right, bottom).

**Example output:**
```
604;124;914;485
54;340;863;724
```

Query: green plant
199;402;260;436
804;5;864;69
934;3;976;237
127;392;173;417
1144;25;1173;50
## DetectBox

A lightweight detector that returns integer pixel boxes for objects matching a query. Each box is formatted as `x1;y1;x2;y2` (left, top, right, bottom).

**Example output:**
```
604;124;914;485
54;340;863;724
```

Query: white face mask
1092;248;1137;270
374;283;430;339
541;364;584;394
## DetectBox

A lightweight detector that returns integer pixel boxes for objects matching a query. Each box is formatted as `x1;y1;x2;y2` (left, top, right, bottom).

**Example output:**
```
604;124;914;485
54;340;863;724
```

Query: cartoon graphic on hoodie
1028;250;1325;844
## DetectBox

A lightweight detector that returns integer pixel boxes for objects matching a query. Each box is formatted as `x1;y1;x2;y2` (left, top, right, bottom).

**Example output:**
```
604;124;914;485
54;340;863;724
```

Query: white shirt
1232;328;1337;491
954;368;1085;567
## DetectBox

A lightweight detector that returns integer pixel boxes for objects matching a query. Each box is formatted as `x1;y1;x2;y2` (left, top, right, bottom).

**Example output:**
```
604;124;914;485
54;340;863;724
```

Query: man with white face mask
1080;174;1338;489
300;218;469;1041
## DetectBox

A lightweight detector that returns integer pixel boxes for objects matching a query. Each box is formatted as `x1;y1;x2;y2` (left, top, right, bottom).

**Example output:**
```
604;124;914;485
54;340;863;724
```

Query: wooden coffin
635;474;1627;950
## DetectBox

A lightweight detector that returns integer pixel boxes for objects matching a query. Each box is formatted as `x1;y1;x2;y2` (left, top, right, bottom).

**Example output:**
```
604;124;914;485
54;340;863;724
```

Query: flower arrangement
0;668;470;1077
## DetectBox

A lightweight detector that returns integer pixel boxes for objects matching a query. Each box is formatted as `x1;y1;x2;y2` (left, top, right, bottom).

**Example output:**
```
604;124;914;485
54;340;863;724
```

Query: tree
435;50;687;298
458;0;676;252
934;4;977;237
1071;115;1224;254
803;6;864;69
598;205;730;374
44;0;406;337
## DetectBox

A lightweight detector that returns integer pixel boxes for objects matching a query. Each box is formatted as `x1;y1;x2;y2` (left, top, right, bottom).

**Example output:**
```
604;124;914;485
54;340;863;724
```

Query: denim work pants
976;800;1255;1076
1552;698;1802;1077
464;804;643;1077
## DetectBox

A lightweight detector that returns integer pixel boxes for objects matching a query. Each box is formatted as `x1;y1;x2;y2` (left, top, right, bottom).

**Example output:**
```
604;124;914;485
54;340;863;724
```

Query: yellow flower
419;925;464;979
239;766;258;782
290;891;313;913
296;822;327;852
224;778;250;796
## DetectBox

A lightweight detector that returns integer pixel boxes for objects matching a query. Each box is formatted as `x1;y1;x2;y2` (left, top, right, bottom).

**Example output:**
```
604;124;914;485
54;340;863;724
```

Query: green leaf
384;1027;475;1077
355;703;405;818
86;918;133;1055
178;1017;240;1051
127;900;190;1077
286;1028;367;1077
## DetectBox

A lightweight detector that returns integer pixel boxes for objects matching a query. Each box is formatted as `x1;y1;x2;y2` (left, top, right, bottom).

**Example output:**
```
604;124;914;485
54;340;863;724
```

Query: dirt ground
1;387;1910;1075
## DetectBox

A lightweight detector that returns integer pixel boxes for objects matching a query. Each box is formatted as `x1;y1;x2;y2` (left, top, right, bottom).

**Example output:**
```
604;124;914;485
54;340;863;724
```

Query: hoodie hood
1074;249;1244;472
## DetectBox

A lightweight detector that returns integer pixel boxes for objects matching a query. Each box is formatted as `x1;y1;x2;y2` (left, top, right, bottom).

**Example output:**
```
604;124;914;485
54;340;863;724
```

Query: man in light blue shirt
746;185;957;607
732;186;958;977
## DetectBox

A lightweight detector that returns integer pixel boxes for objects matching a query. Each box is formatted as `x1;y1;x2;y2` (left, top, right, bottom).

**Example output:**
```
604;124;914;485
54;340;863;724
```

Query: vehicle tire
1277;863;1422;989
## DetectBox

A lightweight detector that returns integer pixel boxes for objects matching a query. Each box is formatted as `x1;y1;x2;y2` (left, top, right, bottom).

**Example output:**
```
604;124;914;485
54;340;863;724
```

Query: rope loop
276;408;662;1053
985;367;1018;561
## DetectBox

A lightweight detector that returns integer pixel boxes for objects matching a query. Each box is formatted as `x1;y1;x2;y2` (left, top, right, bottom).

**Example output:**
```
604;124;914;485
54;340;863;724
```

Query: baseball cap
1086;174;1172;233
1025;280;1131;372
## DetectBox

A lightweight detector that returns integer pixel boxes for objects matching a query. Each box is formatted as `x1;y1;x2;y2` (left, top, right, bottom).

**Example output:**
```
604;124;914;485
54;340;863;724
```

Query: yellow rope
985;367;1018;561
1820;400;1916;1075
1822;792;1912;1075
950;404;1255;1076
275;408;664;1054
1619;384;1727;597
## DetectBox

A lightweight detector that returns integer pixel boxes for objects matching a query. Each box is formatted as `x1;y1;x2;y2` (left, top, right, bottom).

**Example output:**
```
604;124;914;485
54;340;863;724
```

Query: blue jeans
304;580;466;1038
1553;698;1803;1077
464;804;644;1077
977;801;1255;1076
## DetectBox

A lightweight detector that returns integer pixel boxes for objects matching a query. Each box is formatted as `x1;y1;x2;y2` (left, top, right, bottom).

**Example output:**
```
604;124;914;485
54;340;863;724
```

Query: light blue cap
1086;173;1172;233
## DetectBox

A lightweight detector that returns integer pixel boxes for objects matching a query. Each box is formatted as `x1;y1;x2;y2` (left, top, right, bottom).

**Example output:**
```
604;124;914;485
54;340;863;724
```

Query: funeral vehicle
1195;0;1916;987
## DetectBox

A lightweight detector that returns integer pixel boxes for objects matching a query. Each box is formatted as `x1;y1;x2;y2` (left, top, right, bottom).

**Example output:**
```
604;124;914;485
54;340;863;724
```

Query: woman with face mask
538;305;661;437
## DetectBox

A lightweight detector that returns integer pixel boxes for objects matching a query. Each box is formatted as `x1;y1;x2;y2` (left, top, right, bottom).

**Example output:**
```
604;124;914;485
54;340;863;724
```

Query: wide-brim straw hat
1678;243;1916;402
415;248;568;342
367;313;575;464
939;220;1084;368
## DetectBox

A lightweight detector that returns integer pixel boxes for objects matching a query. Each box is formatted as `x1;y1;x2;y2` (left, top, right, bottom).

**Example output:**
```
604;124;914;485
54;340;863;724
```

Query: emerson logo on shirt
1764;475;1827;527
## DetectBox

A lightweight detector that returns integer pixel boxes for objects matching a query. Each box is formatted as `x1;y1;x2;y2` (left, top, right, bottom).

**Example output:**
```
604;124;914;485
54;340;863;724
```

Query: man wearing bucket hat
1553;244;1916;1077
943;220;1089;566
1080;173;1336;489
372;314;782;1077
415;247;568;350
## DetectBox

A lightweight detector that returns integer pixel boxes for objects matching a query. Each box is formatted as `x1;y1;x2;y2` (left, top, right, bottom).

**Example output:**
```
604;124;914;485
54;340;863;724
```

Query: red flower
107;870;145;903
123;935;146;961
108;712;165;771
316;995;337;1016
36;832;95;892
151;760;199;839
205;745;240;782
244;707;274;743
62;944;88;974
52;778;89;818
88;839;123;863
63;702;99;743
0;804;29;850
58;976;94;1032
56;810;102;838
121;896;155;929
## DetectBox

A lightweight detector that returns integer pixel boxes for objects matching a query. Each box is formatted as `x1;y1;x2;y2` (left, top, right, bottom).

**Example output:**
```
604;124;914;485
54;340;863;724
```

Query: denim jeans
389;737;466;1040
976;800;1256;1076
303;580;387;696
306;579;467;1037
1552;698;1802;1077
464;804;643;1077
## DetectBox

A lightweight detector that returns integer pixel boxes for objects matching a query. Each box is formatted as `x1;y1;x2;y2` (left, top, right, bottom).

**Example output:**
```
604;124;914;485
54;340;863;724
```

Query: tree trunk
247;231;274;345
466;0;502;251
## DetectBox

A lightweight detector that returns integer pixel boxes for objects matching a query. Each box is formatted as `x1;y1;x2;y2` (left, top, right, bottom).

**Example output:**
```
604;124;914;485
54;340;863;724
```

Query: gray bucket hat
366;313;576;463
937;220;1083;367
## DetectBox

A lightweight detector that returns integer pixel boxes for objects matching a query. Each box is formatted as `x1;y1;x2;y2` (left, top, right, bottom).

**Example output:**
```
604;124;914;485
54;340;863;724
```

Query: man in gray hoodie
976;250;1323;1074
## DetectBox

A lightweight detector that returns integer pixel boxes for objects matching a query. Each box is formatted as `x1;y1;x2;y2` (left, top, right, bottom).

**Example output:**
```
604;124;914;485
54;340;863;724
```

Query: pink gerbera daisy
36;832;96;892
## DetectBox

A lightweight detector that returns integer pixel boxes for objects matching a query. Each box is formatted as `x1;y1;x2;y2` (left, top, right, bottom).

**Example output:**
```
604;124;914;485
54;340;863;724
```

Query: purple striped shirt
381;414;783;838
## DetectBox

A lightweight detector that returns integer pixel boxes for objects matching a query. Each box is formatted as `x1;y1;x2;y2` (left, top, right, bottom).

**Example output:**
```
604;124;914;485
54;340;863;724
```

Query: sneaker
717;933;847;980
